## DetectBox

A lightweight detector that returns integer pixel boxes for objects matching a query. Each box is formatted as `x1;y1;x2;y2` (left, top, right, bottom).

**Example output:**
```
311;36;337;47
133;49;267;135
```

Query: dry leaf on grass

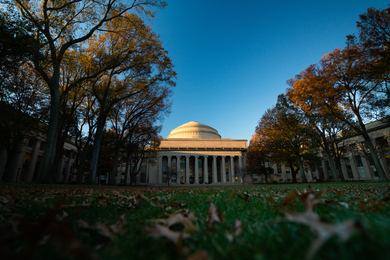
143;224;190;244
282;193;358;259
206;203;224;225
187;250;209;260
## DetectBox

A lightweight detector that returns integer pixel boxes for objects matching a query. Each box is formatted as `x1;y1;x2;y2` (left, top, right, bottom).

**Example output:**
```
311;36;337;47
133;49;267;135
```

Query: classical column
158;156;163;184
230;156;235;183
204;156;208;183
185;155;190;184
221;156;226;183
282;165;288;182
64;159;72;184
195;156;199;184
176;156;181;184
212;156;217;183
25;140;41;182
348;154;360;180
167;156;172;184
238;156;243;183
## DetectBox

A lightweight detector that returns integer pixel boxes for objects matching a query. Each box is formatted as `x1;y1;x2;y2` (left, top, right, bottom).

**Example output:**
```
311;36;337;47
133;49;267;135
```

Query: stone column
167;156;172;184
195;156;199;184
221;156;226;183
176;156;181;184
282;165;287;182
56;157;65;183
158;156;163;184
362;157;373;179
204;156;208;183
64;159;73;184
238;156;243;183
212;156;217;183
348;154;360;179
185;155;190;184
25;140;41;182
230;156;235;183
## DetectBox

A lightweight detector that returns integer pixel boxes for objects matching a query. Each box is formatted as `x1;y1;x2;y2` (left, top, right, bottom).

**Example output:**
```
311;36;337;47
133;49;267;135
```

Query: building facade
0;134;77;183
256;118;390;183
125;121;248;185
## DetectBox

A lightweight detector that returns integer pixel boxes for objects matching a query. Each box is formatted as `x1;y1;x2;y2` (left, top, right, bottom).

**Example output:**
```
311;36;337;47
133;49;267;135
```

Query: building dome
167;121;221;139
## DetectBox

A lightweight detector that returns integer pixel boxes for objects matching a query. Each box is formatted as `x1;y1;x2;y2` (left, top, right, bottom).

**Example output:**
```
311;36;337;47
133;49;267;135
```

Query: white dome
167;121;221;139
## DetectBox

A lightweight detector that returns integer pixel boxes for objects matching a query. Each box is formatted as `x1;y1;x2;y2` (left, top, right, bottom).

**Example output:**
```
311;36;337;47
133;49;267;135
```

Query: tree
125;124;161;186
5;0;168;183
246;132;274;184
108;84;172;185
84;13;175;184
0;64;48;182
287;64;354;182
318;48;387;180
254;95;318;183
0;11;48;182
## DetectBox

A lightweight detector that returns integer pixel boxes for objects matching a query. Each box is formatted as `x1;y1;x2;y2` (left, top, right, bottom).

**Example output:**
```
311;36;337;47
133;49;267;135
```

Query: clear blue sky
150;0;389;141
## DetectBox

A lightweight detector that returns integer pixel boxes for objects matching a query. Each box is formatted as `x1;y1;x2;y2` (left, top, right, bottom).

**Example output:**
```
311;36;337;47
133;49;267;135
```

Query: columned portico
154;121;248;186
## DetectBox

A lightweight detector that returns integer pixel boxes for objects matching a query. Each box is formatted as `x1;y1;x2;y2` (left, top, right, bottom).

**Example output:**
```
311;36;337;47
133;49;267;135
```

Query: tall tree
252;95;317;183
5;0;168;183
287;64;353;181
351;5;390;116
84;13;175;184
246;132;274;183
320;47;387;180
108;85;172;185
0;11;48;182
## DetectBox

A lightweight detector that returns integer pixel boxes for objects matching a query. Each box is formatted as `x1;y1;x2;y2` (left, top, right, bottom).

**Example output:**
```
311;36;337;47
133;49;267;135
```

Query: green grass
1;182;390;260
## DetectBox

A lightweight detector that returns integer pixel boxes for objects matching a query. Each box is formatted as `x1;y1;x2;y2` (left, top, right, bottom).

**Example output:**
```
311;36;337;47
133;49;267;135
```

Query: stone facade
133;121;248;185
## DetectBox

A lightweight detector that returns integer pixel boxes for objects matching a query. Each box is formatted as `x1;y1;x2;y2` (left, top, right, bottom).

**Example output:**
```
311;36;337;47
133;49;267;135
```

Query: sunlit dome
167;121;221;139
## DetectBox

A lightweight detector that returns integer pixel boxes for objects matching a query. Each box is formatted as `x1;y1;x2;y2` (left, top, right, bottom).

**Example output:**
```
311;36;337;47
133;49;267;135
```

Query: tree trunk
290;164;298;183
88;112;106;184
361;132;388;180
110;146;121;185
323;141;340;181
297;156;307;183
335;158;345;182
39;85;60;183
124;159;130;185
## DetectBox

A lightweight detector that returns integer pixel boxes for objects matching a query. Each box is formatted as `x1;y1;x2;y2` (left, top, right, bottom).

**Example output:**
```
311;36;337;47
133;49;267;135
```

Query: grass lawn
1;182;390;260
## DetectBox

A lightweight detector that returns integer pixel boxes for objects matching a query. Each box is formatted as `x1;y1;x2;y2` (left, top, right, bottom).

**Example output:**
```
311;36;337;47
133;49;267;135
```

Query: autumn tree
4;0;168;183
287;64;354;181
0;11;49;182
124;124;161;185
108;84;172;185
316;47;387;180
255;95;319;183
352;5;390;112
246;132;274;183
84;13;175;184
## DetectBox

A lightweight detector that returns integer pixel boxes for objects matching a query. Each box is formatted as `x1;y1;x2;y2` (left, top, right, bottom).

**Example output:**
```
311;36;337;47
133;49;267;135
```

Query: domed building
146;121;248;185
